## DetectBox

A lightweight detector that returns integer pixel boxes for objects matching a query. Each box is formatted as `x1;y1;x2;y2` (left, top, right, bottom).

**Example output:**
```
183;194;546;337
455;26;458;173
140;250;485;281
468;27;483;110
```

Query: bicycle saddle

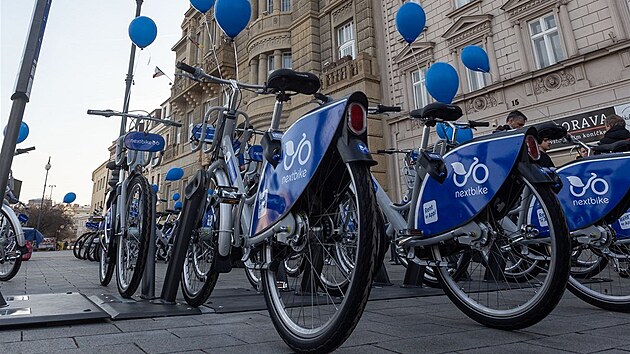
536;122;567;140
410;102;462;122
592;140;630;154
266;69;321;95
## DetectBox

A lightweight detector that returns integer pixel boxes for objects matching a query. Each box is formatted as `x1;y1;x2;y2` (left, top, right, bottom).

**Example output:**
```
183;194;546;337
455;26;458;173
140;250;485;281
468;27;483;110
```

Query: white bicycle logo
451;157;489;187
567;173;609;197
283;133;312;171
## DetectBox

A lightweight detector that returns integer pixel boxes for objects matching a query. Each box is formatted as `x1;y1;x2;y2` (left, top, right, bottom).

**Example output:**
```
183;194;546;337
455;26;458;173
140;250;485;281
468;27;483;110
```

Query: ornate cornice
331;1;353;20
248;34;292;58
533;70;576;94
443;15;493;47
501;0;555;19
393;42;436;71
465;93;499;114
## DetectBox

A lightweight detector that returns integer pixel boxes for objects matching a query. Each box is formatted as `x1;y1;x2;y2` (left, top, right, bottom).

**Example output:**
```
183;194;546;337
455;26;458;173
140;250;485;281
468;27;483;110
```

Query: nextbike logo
129;139;160;145
282;133;312;184
451;157;489;198
567;173;610;206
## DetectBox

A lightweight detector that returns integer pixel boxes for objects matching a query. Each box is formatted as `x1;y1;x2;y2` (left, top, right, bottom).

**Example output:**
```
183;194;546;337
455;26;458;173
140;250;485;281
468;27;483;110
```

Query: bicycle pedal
216;186;242;204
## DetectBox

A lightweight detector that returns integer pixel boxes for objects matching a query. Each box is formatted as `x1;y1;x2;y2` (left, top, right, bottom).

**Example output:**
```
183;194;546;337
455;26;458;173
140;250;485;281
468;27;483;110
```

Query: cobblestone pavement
1;251;630;353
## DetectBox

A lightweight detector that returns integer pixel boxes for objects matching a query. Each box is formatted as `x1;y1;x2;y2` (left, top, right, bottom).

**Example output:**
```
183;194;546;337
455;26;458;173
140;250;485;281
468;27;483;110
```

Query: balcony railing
321;53;378;91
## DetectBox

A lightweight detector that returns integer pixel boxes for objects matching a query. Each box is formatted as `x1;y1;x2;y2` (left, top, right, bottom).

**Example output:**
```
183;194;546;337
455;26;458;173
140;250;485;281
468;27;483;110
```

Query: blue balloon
436;123;473;144
190;0;215;13
426;62;459;104
215;0;251;39
128;16;157;49
152;184;159;193
63;192;77;204
461;45;490;73
165;167;184;181
3;122;30;144
395;2;426;44
174;201;183;210
172;193;180;201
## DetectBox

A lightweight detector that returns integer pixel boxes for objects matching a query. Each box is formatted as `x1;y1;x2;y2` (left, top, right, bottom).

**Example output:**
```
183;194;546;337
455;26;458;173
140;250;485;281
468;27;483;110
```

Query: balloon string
409;45;424;78
233;40;240;82
204;16;223;79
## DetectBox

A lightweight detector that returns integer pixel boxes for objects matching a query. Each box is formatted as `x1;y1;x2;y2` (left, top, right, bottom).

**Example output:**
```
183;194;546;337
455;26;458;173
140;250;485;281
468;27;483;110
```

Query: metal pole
0;0;52;307
0;0;52;201
120;0;144;134
36;156;51;230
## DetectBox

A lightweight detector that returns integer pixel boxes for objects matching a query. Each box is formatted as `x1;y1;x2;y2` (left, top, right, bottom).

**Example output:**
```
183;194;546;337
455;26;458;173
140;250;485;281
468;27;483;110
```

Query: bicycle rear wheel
567;240;630;312
73;232;89;259
432;172;570;329
116;175;152;298
262;162;378;353
0;209;22;281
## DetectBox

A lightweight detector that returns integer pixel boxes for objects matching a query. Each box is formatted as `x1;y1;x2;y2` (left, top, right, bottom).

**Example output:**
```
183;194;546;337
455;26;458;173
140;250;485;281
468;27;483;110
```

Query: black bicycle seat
410;102;462;122
266;69;321;95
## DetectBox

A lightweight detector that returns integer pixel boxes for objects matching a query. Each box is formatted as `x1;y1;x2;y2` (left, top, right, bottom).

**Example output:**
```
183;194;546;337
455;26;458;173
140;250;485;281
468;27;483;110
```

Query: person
494;110;527;132
599;114;630;145
576;146;589;159
537;137;555;168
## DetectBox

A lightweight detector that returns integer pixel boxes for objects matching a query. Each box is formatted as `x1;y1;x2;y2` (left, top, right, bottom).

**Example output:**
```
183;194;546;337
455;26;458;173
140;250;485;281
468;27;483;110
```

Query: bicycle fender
2;204;25;247
336;136;377;166
414;132;525;237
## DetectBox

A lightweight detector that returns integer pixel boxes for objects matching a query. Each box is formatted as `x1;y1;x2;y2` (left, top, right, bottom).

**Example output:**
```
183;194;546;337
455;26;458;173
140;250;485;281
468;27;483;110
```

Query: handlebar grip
377;104;402;113
469;121;490;128
87;109;114;117
176;61;196;74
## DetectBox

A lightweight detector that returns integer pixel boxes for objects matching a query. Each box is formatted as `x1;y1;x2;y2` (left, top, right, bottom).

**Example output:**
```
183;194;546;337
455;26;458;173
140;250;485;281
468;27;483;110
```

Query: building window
337;22;356;59
411;68;430;109
267;55;275;74
266;0;273;13
529;14;564;69
466;69;487;92
281;0;291;12
282;52;292;69
456;0;473;8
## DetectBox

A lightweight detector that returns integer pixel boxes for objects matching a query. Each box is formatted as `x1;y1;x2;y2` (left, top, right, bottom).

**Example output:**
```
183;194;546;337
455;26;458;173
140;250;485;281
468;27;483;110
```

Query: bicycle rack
0;290;7;308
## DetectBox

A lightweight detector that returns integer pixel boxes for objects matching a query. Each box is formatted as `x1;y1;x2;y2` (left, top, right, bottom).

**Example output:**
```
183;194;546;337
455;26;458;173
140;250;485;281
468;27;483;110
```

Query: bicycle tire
262;161;378;353
116;174;152;298
0;208;22;281
432;172;570;330
73;232;89;259
79;232;94;260
181;171;221;306
99;230;116;286
86;233;99;262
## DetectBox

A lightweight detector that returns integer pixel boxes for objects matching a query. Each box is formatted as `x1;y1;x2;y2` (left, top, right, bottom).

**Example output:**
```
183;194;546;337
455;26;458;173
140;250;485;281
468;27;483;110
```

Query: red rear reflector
525;135;540;161
348;103;367;135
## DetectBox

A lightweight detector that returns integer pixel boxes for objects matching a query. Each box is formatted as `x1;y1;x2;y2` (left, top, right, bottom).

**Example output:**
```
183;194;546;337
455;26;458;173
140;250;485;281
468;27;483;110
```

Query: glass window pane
544;15;556;29
456;0;472;8
267;56;274;73
549;32;564;63
282;53;292;69
267;0;273;12
533;37;549;68
281;0;291;12
530;20;542;35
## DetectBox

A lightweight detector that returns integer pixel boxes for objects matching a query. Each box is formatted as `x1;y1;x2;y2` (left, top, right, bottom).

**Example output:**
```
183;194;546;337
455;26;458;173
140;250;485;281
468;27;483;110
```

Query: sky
1;0;191;206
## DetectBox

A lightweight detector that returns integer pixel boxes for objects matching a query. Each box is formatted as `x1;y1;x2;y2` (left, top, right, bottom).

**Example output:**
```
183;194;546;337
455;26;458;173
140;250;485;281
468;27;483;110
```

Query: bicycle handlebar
15;146;35;155
87;109;182;127
369;105;402;114
176;61;266;91
468;121;490;128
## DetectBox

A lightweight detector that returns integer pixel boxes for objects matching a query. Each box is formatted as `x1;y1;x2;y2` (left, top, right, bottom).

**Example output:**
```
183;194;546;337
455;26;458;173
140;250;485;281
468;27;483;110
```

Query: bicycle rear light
347;102;367;135
525;135;540;161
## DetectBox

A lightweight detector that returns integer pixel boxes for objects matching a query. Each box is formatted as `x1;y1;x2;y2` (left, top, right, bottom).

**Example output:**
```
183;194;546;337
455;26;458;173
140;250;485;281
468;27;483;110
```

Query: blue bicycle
174;62;380;353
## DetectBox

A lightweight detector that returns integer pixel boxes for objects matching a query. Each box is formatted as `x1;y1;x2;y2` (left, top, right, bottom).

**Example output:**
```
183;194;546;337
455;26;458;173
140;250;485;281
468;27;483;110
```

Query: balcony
321;53;380;93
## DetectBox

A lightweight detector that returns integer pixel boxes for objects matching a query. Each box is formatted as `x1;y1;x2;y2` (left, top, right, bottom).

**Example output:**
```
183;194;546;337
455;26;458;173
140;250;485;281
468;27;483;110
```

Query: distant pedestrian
537;137;555;168
63;241;68;250
599;114;630;145
494;110;527;132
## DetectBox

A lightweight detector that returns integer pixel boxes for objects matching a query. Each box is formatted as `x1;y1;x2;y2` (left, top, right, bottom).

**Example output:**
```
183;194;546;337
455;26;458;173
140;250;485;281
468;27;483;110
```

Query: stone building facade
377;0;630;201
166;0;390;186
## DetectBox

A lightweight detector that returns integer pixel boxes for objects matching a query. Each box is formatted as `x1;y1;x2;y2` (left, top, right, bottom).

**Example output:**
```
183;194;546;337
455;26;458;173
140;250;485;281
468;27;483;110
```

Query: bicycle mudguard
249;93;367;237
2;204;25;247
528;153;630;232
414;132;526;237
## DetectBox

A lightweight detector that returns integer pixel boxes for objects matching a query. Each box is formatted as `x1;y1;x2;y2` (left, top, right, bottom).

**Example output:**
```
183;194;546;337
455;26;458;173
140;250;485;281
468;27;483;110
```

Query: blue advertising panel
250;99;348;236
124;132;165;152
414;133;524;236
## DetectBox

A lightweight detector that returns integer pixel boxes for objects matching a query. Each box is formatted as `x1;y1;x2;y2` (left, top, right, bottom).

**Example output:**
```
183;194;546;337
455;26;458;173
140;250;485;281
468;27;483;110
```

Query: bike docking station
87;186;204;320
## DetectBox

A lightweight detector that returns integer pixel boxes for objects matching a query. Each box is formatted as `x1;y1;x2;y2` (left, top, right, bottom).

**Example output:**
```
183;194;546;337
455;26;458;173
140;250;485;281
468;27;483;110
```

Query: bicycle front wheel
0;209;22;281
261;162;378;353
432;172;570;329
116;175;152;298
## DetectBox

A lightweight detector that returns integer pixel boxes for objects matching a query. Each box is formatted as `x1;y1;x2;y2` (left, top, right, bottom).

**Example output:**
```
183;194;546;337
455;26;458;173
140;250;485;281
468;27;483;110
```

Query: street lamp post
36;156;51;230
48;184;56;201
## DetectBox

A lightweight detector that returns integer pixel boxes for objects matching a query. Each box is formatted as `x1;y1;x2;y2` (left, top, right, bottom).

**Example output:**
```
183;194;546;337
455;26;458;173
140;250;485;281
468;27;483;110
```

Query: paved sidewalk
1;251;630;353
